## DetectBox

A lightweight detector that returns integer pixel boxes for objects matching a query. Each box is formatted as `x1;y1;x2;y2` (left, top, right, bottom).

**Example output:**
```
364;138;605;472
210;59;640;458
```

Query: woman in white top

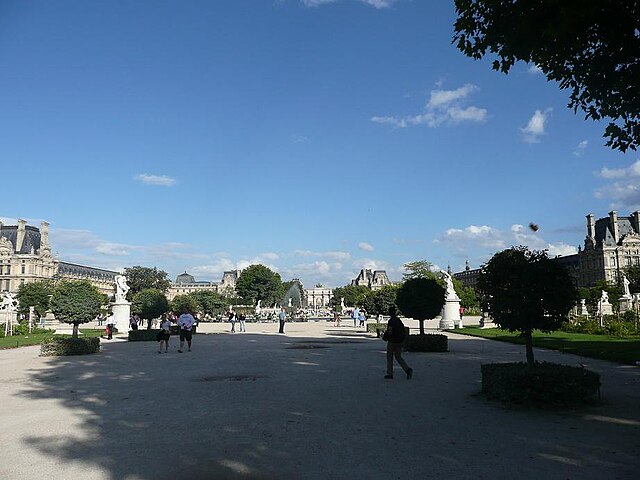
158;314;172;353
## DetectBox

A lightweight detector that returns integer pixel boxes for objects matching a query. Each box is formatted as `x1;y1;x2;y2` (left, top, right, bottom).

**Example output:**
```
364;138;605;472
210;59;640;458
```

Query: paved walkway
0;321;638;479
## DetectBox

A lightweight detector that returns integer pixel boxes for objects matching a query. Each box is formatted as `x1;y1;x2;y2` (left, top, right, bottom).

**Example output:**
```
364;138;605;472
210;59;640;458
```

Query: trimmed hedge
41;337;100;356
367;323;386;336
128;326;197;342
405;333;448;352
481;362;601;406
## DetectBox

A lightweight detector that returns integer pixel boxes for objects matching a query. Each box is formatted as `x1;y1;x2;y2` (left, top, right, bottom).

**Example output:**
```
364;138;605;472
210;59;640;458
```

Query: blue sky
1;0;638;288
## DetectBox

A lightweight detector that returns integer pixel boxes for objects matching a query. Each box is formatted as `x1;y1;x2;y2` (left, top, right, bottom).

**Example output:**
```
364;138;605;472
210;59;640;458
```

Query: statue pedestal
619;296;632;313
597;301;613;316
112;301;131;334
439;299;460;329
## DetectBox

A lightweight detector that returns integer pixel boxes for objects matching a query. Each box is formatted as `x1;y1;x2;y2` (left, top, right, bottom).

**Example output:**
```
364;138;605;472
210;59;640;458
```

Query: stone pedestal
42;312;60;329
579;299;589;316
0;310;18;335
479;312;497;329
597;300;613;316
112;301;131;334
439;299;460;329
619;296;632;313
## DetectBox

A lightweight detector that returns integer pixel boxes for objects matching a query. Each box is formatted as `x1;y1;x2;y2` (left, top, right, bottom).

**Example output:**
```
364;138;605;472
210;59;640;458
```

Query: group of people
156;310;195;354
226;309;247;333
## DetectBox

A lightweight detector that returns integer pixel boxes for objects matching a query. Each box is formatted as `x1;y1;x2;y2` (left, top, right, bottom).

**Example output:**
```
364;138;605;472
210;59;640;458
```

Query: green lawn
0;328;105;349
451;327;640;365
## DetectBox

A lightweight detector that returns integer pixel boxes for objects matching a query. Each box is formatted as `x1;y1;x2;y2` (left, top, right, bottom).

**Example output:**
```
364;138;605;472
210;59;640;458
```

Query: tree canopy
235;265;283;306
131;289;169;328
453;0;640;152
623;265;640;294
402;260;438;281
477;247;577;366
187;290;228;316
123;266;171;299
16;280;54;317
395;277;446;335
170;294;199;316
50;280;105;337
330;285;370;311
362;285;398;318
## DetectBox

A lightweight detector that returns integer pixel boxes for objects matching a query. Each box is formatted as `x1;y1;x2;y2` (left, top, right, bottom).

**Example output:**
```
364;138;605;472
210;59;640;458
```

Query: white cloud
573;140;588;156
302;0;395;7
595;159;640;209
134;173;177;187
371;83;487;129
292;135;309;143
520;108;552;143
547;242;578;257
301;0;338;6
443;225;506;249
358;242;374;251
528;64;543;75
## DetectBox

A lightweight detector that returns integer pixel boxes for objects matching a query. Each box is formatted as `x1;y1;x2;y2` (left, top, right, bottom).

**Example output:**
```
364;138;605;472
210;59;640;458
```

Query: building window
21;262;25;274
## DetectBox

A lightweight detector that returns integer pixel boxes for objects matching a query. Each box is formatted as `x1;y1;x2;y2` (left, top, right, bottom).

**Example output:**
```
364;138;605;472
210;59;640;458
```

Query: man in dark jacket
384;306;413;380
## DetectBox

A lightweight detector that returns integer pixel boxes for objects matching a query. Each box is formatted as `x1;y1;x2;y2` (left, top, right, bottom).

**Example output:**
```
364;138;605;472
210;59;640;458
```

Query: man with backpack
383;306;413;380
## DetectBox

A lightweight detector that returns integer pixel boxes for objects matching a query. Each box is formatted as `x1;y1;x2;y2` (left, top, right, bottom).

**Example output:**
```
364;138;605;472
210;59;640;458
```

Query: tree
187;290;228;316
402;260;438;281
50;280;105;338
170;294;199;316
235;265;283;305
453;0;640;152
330;285;370;311
477;247;577;367
452;277;479;310
16;280;54;318
623;265;640;294
395;278;446;335
123;266;171;299
362;285;398;318
131;289;169;329
579;280;622;315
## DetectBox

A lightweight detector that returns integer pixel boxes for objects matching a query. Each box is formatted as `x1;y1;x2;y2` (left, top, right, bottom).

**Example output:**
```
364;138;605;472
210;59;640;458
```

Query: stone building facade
351;269;392;290
0;220;118;295
166;272;219;301
304;286;333;309
453;260;481;290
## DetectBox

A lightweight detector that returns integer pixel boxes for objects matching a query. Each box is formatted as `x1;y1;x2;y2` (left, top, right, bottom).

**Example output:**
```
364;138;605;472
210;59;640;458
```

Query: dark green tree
395;278;446;335
453;0;640;152
579;280;622;315
50;280;105;338
235;265;283;305
16;280;54;318
131;289;169;330
452;277;479;310
330;285;370;311
402;260;438;281
123;266;171;299
362;285;398;318
188;290;228;316
477;247;577;367
623;265;640;294
170;294;199;316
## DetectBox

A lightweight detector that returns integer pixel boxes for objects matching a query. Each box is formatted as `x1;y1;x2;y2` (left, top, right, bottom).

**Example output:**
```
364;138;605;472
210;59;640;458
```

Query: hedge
41;337;100;356
481;362;601;406
367;323;386;336
405;333;448;352
128;326;197;342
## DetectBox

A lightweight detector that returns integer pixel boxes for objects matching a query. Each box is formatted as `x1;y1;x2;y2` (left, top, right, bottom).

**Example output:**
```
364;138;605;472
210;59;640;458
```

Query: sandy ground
0;319;638;480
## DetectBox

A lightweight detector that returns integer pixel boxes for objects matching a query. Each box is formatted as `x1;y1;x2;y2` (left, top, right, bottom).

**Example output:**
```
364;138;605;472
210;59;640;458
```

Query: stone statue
255;299;262;314
622;274;631;298
114;275;130;303
340;297;346;311
600;290;609;304
288;298;292;308
1;292;17;311
440;270;456;299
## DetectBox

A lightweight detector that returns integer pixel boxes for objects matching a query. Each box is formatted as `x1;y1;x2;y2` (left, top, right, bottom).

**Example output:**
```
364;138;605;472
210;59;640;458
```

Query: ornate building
351;269;392;290
0;219;118;295
453;260;481;290
304;286;333;309
166;272;219;301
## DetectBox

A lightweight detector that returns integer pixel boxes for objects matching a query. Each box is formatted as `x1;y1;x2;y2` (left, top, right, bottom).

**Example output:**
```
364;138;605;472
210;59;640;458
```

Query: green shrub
128;329;163;342
481;362;600;406
13;321;51;336
41;337;100;356
561;317;604;335
605;319;636;336
367;323;386;336
405;333;448;352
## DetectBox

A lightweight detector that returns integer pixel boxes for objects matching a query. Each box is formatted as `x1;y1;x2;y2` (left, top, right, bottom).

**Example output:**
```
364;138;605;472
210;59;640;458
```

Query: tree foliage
235;265;283;305
187;290;228;316
578;280;622;315
453;0;640;152
452;277;479;309
131;289;169;328
170;294;199;316
477;247;577;366
362;285;398;317
123;266;171;299
50;280;105;337
16;280;54;317
402;260;438;281
623;265;640;294
330;285;370;310
395;278;446;335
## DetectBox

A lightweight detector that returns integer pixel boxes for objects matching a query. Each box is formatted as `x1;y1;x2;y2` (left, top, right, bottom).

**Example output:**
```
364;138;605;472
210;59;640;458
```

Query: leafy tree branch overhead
453;0;640;152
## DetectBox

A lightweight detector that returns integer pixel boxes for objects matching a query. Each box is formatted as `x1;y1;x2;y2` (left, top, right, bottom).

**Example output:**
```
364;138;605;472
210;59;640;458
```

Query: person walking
358;309;366;328
227;309;236;333
158;314;171;353
333;311;341;327
383;306;413;380
352;307;359;328
278;307;287;334
238;312;246;332
106;315;115;340
178;309;195;353
130;314;139;331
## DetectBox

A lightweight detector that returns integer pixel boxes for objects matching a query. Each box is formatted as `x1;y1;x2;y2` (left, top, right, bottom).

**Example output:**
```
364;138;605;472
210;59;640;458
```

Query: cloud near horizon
371;83;487;129
134;173;177;187
595;159;640;210
358;242;374;251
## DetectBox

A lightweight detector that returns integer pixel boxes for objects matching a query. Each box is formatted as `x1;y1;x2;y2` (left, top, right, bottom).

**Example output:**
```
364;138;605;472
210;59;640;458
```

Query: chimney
40;221;49;247
16;219;26;253
586;213;595;239
632;211;640;234
609;211;619;243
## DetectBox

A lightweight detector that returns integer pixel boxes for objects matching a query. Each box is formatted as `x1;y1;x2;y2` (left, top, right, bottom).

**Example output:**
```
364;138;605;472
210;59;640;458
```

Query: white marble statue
114;275;130;303
1;292;17;310
255;300;262;314
440;270;456;300
622;274;631;298
340;297;346;311
600;289;609;304
288;298;292;308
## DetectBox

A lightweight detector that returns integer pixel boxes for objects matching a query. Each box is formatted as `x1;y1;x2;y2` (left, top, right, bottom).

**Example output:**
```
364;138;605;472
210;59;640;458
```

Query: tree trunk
72;322;79;339
419;319;425;335
524;330;535;367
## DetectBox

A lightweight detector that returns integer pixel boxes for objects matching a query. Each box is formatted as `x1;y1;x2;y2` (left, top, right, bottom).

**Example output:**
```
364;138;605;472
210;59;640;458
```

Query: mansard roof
175;272;196;284
594;215;638;246
0;225;41;254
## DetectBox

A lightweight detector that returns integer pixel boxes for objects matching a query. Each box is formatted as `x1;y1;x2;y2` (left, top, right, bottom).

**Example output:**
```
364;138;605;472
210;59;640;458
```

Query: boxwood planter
41;337;100;356
405;333;448;352
128;325;197;342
